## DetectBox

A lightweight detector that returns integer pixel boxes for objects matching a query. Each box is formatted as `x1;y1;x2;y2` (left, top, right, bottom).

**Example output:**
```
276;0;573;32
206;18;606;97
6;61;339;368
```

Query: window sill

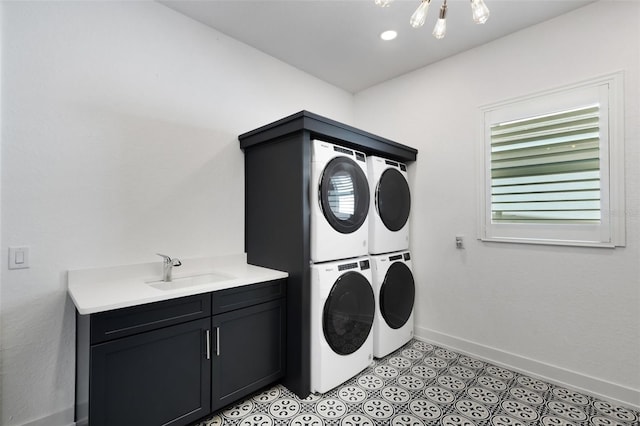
479;236;618;249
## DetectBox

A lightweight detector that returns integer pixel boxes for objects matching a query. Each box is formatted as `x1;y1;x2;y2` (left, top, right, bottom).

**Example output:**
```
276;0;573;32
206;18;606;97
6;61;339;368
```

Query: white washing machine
370;251;415;358
311;256;375;394
311;139;370;263
367;155;411;255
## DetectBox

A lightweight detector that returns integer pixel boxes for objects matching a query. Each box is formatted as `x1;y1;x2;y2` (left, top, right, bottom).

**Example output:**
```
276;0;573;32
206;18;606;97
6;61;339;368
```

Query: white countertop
68;253;288;315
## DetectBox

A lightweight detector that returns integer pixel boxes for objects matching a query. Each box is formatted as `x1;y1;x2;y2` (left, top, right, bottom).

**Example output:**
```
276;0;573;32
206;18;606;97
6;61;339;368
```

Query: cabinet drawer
90;293;211;344
212;279;285;314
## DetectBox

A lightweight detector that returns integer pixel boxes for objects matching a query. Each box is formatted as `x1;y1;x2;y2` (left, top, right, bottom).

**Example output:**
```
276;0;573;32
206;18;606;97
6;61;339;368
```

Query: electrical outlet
455;235;464;249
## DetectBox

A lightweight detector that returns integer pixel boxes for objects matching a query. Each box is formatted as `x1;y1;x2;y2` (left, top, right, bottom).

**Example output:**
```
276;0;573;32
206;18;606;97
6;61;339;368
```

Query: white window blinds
490;105;601;224
479;72;625;247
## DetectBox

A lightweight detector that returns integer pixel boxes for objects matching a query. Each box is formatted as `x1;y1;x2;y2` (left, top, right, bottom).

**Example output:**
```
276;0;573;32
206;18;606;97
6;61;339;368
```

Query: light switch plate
9;246;30;269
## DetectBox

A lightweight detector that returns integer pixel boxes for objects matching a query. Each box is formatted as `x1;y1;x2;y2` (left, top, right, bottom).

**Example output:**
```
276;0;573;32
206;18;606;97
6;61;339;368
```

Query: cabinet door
90;318;211;426
211;299;285;412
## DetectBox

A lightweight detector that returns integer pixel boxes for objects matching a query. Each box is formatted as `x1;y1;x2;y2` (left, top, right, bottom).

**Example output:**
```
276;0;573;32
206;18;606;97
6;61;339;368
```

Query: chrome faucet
156;253;182;282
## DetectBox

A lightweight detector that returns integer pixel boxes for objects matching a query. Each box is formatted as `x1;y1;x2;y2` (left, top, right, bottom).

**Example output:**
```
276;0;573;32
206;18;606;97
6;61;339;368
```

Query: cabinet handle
205;329;211;360
215;326;220;356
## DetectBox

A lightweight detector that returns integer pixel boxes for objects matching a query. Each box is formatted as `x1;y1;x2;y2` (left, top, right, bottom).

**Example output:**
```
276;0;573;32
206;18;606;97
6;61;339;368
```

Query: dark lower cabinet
90;318;211;426
211;299;285;412
76;279;286;426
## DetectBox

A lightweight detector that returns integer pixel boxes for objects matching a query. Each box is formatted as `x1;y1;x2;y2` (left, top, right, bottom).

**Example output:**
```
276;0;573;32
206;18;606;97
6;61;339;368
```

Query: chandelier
375;0;490;39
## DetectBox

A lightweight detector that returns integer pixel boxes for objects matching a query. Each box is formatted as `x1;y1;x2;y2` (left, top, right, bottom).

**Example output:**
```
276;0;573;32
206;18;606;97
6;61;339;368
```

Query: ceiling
160;0;596;93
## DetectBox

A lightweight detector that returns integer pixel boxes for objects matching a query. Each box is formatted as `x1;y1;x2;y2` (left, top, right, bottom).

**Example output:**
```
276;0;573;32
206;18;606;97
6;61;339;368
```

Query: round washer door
376;168;411;232
323;271;375;355
320;157;370;234
380;262;415;329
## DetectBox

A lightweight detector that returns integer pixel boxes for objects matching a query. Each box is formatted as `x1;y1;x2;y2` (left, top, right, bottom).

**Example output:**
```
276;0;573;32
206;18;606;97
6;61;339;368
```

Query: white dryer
311;256;375;394
311;140;370;263
370;251;415;358
367;155;411;255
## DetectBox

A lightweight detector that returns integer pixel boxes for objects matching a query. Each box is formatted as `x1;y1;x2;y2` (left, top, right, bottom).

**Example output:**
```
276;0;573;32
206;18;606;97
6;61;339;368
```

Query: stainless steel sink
147;272;234;291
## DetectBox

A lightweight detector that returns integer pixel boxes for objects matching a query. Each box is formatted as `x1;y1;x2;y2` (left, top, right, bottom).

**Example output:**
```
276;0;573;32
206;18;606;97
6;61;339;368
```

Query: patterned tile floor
195;339;639;426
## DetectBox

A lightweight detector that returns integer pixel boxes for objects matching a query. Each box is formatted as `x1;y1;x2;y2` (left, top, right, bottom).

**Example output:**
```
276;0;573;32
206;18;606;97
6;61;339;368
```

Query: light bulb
432;3;447;39
433;18;446;38
410;0;431;28
470;0;490;24
374;0;394;7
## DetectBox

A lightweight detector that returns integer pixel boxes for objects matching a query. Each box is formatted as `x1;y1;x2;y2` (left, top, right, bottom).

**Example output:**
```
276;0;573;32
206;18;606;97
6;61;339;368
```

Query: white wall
2;1;639;425
0;1;4;421
355;1;639;407
0;2;353;425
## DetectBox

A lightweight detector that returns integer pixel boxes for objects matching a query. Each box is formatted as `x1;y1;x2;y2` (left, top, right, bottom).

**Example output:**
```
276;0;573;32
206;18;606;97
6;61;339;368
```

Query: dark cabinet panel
243;132;311;398
89;318;211;426
211;299;286;412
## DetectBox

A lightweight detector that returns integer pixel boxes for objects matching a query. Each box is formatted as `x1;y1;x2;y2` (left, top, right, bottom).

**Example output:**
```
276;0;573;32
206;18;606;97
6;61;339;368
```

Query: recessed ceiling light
380;30;397;41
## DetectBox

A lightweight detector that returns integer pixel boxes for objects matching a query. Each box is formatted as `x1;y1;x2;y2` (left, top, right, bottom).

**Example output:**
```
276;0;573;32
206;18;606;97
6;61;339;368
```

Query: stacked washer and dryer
310;139;415;394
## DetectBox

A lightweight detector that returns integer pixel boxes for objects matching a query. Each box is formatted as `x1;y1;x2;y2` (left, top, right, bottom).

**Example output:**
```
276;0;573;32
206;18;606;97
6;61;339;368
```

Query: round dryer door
376;168;411;231
323;271;375;355
380;262;415;329
320;157;370;234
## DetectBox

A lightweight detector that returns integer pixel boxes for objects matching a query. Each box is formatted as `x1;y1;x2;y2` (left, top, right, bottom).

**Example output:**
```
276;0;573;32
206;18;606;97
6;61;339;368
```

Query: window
479;73;625;247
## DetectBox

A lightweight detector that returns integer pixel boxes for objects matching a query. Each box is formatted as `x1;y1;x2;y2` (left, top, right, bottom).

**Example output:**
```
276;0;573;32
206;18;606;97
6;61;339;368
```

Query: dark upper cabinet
239;110;417;163
239;111;417;399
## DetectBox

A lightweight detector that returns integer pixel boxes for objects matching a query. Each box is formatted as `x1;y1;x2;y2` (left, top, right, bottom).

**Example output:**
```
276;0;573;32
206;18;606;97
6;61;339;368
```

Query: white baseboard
415;326;640;410
20;407;75;426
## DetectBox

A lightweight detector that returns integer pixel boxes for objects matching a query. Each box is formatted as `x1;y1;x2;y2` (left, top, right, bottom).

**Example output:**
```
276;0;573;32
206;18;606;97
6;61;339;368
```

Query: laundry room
1;1;639;426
